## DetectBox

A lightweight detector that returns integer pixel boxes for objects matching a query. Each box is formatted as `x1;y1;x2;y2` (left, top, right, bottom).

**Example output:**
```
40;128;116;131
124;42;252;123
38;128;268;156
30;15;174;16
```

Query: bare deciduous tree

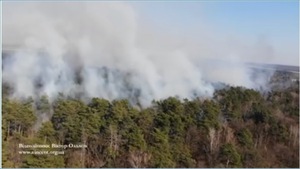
128;150;151;168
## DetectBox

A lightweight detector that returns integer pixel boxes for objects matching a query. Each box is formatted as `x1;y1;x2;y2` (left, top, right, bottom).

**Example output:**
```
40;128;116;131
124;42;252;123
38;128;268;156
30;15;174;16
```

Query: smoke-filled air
3;2;276;107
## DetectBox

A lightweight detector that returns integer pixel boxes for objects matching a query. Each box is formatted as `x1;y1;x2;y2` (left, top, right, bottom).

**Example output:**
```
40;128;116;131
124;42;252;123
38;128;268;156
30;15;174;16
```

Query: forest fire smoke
3;2;275;107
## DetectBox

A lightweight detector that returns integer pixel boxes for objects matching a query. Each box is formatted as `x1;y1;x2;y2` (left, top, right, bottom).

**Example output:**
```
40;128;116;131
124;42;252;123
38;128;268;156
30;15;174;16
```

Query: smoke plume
3;2;275;107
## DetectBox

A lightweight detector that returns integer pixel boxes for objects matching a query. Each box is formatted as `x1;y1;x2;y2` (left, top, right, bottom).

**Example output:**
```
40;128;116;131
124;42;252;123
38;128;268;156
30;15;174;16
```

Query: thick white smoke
3;2;274;107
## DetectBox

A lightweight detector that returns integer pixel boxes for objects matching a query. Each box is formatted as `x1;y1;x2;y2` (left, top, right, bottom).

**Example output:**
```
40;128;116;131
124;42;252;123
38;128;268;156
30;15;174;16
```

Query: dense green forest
2;83;299;168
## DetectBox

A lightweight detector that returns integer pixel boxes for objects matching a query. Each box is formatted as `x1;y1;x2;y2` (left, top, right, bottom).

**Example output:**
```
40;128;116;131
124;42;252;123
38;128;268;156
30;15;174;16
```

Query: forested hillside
2;83;299;168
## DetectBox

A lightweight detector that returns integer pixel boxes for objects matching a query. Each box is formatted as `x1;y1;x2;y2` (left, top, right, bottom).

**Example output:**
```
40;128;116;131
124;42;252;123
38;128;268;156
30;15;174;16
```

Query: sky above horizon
3;1;299;66
131;1;299;66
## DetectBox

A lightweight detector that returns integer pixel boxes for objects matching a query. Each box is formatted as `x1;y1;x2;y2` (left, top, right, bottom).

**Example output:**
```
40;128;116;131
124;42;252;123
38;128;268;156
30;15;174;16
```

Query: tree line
2;84;299;168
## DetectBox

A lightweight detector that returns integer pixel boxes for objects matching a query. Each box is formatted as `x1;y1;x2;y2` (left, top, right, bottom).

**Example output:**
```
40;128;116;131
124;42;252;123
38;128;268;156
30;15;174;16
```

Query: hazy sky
2;1;299;66
132;1;299;65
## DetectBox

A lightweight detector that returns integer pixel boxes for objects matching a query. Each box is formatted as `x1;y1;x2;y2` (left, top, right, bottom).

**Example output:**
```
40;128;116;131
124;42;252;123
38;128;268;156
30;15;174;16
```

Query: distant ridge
247;62;299;73
2;47;299;73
